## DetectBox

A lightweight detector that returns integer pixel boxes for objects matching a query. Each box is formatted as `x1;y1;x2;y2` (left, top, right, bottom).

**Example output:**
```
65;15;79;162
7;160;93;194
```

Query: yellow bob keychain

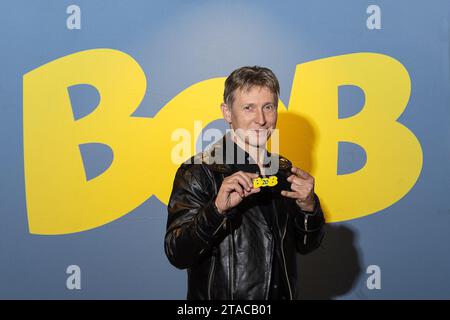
252;175;278;188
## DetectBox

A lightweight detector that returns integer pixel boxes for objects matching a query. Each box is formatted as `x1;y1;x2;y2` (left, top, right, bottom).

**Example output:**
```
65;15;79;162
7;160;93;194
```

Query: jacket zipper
214;217;227;236
207;247;217;300
228;219;235;300
265;235;274;299
304;215;308;245
199;217;227;256
270;198;293;300
280;211;293;300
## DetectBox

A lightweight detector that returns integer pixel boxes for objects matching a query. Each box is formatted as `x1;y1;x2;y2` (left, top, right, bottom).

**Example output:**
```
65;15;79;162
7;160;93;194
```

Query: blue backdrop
0;0;449;299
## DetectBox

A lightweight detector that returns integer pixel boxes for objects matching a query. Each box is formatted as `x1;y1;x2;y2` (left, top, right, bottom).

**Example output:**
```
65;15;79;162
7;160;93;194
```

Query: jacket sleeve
164;163;226;269
291;193;326;255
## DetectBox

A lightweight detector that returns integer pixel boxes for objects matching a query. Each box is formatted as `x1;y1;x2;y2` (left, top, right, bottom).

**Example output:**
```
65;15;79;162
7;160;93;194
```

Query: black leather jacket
165;134;325;300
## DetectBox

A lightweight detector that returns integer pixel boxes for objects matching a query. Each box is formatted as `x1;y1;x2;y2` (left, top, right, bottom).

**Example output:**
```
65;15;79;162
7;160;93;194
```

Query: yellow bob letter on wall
23;49;422;235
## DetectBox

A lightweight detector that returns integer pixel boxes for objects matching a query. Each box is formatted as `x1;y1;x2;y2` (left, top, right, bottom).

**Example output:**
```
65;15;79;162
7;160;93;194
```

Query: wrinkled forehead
232;85;277;105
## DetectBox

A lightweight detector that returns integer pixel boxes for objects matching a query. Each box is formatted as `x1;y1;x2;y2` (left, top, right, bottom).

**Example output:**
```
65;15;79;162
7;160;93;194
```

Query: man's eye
264;105;274;111
243;106;252;110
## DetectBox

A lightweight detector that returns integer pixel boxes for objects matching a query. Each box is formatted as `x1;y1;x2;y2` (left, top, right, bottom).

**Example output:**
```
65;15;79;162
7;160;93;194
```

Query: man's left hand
281;166;315;212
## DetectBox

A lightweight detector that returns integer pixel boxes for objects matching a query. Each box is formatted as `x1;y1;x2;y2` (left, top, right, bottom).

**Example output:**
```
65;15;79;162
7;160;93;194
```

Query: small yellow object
253;176;278;188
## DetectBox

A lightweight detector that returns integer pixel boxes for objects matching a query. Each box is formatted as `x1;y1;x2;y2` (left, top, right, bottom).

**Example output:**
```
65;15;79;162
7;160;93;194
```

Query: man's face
222;85;278;148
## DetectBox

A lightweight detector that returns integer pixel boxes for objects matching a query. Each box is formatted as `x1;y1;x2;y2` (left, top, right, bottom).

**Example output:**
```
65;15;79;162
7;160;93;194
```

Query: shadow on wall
275;112;316;174
298;224;362;299
276;111;362;299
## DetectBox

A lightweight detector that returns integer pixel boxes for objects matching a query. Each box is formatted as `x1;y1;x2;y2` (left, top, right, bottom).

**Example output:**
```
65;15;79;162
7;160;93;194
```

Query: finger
234;171;254;190
289;182;303;192
238;171;260;184
291;166;311;180
289;177;312;189
241;185;261;197
247;172;260;178
245;187;261;196
290;181;314;197
228;181;244;197
243;171;261;180
229;175;252;192
280;190;300;199
287;174;303;184
223;179;244;194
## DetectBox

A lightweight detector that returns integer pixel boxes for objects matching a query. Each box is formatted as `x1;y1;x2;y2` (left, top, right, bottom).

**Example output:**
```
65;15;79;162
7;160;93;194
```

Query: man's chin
245;137;269;148
233;130;272;148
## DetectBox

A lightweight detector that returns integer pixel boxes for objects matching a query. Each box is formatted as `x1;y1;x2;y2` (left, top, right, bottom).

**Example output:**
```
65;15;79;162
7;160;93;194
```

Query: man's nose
255;108;266;126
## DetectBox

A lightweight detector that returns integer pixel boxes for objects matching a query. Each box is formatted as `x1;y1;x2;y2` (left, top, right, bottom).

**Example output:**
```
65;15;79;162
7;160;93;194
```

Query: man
165;66;325;300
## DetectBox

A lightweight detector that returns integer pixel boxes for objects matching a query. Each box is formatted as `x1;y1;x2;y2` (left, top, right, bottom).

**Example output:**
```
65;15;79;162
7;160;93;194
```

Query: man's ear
221;103;232;124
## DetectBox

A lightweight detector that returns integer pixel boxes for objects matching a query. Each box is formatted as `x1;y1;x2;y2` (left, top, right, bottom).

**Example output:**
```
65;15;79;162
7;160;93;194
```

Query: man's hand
215;171;261;214
281;166;316;212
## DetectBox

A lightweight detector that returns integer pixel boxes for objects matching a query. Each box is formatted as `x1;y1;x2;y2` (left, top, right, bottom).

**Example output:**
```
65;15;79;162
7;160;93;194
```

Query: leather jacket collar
198;132;291;176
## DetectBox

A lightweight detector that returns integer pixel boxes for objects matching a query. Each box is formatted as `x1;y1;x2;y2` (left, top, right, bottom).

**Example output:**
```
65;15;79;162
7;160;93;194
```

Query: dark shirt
256;188;289;300
223;133;290;300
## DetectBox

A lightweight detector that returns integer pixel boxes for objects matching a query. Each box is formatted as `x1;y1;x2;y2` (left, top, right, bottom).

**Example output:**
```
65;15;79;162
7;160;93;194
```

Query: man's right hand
214;171;261;214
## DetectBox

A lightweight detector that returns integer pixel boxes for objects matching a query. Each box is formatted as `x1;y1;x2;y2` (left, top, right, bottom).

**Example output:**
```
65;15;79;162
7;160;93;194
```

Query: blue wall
0;0;449;299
